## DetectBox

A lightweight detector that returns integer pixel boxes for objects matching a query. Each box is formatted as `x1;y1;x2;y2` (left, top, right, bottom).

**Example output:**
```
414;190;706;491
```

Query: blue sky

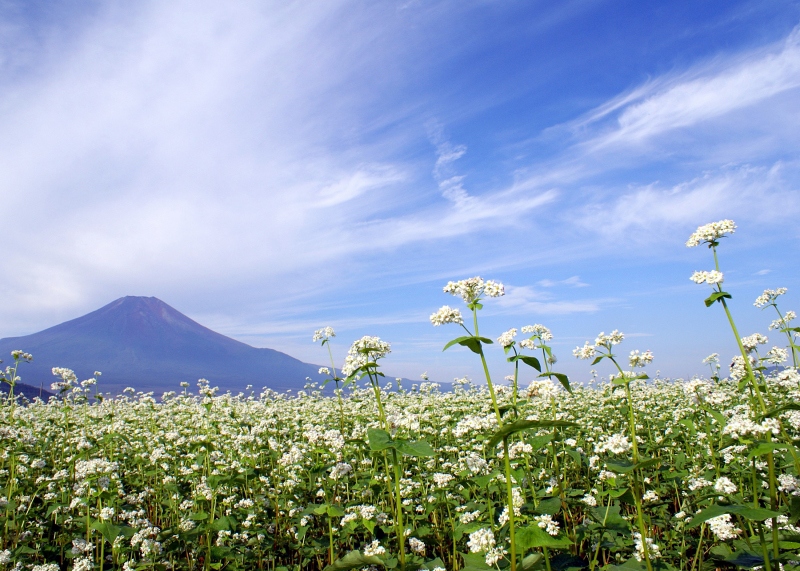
1;0;800;386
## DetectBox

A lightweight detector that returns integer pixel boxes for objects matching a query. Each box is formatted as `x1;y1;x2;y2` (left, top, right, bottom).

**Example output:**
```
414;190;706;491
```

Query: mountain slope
0;297;324;394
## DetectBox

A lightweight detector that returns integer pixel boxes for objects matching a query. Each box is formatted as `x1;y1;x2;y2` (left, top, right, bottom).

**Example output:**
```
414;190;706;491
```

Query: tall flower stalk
574;332;657;571
687;219;792;564
432;277;523;571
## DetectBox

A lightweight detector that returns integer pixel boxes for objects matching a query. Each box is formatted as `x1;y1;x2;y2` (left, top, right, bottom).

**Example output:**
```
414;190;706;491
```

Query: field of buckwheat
2;220;800;571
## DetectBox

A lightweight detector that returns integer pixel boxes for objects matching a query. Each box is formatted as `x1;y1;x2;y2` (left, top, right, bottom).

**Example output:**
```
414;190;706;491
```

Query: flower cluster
754;287;788;308
443;277;504;304
429;305;464;326
628;350;654;368
690;270;724;285
496;328;517;347
341;335;391;377
312;327;336;342
685;219;736;247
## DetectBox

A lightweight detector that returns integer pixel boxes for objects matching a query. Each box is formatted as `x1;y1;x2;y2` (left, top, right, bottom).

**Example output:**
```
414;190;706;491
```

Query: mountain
0;297;326;395
0;381;54;402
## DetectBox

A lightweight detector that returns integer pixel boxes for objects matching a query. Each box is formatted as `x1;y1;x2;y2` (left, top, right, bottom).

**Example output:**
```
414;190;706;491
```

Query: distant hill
0;380;54;402
0;296;326;395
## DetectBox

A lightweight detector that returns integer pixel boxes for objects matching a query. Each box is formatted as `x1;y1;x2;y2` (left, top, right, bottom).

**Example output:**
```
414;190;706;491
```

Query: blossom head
521;324;553;342
429;305;464;327
594;330;624;349
312;327;336;343
740;333;768;353
690;270;723;285
341;335;391;377
628;349;653;368
443;277;504;304
686;219;736;247
573;341;596;360
754;287;787;308
496;328;517;347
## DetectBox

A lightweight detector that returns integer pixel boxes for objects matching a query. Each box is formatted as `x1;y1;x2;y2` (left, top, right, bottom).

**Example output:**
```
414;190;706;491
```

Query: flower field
1;220;800;571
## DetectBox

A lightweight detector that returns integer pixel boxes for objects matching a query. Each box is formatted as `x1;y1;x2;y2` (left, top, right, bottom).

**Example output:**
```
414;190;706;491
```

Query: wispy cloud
494;285;603;315
537;276;589;288
573;26;800;150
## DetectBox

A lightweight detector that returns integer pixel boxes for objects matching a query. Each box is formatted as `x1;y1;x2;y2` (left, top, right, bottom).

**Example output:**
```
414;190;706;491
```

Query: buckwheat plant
313;327;347;433
688;219;799;567
574;332;657;571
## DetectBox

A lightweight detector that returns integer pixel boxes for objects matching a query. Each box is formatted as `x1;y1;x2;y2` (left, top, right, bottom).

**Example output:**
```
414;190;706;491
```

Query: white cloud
577;163;799;238
577;26;800;150
494;284;602;315
537;276;589;288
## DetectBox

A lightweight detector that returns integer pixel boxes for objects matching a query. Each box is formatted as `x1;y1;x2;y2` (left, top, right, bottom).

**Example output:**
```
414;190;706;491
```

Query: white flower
778;474;800;496
443;277;504;303
690;270;724;285
485;546;507;566
769;311;796;331
754;288;788;308
629;350;654;368
521;324;553;341
363;539;386;556
534;514;560;536
713;476;738;495
524;379;559;400
497;328;517;347
408;537;425;554
707;514;741;540
581;494;597;506
632;531;661;561
703;353;720;365
741;333;768;352
595;330;624;347
341;336;391;377
430;305;464;326
573;341;596;360
595;433;632;455
642;490;659;503
432;473;454;487
686;219;736;247
312;327;336;342
318;367;330;375
467;528;496;553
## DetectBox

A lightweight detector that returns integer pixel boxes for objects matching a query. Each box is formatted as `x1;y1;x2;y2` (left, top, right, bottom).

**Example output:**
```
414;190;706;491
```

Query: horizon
1;1;799;386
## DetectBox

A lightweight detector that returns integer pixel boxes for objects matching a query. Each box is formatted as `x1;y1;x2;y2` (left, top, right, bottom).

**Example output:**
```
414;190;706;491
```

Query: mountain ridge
0;296;325;394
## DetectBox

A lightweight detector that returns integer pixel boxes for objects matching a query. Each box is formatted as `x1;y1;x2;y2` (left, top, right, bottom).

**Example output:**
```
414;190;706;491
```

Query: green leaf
686;504;782;530
508;355;541;372
486;419;578;450
589;503;629;533
607;558;647;571
536;497;562;515
591;355;606;365
538;372;572;393
521;553;543;570
91;520;121;544
724;551;764;568
395;439;436;457
517;525;572;549
327;505;346;517
747;442;788;458
759;403;800;419
322;551;385;571
605;454;659;475
605;460;635;474
442;336;493;355
367;428;394;452
705;291;732;307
